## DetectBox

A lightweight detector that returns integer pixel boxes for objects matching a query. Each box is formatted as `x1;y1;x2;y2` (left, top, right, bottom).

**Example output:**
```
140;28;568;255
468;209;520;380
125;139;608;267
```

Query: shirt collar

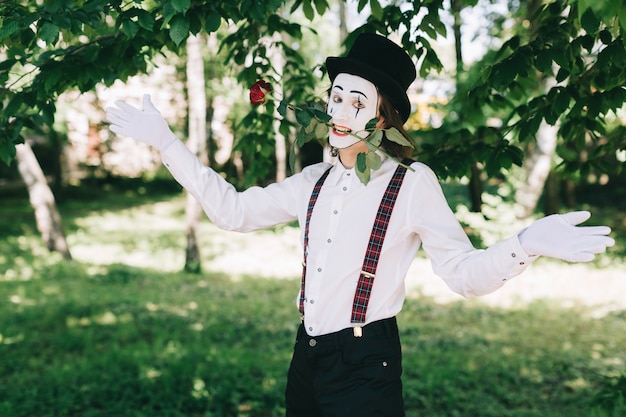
326;162;354;186
326;153;393;187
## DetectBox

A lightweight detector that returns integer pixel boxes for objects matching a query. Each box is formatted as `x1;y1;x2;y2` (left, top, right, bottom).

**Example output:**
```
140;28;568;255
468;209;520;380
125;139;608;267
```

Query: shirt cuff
499;234;539;281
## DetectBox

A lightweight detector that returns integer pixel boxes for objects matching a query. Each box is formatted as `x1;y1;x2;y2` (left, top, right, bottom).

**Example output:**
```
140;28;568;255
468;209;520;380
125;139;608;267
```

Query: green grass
1;179;625;417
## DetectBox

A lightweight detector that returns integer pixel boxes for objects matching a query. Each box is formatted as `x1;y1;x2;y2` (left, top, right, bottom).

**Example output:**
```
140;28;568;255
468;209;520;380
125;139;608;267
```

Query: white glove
519;211;614;262
106;94;177;151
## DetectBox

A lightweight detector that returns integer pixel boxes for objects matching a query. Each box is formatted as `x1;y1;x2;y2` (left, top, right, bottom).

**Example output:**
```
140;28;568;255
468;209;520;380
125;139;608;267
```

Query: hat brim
326;56;411;123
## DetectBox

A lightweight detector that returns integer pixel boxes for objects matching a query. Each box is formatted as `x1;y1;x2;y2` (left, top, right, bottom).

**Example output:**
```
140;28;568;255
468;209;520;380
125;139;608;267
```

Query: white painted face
327;73;379;149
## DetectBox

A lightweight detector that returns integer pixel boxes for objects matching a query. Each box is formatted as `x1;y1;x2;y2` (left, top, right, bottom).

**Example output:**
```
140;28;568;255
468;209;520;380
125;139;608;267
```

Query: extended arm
106;94;300;231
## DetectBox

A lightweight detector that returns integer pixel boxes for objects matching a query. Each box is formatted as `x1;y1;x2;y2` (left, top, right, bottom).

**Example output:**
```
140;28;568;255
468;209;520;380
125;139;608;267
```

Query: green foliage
351;0;446;77
421;0;626;180
1;0;624;186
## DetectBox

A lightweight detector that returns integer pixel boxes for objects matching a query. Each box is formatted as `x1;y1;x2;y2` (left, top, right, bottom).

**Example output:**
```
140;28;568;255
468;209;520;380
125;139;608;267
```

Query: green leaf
551;87;571;116
555;67;570;83
355;153;371;184
206;12;221;33
367;130;383;148
136;10;155;31
498;149;512;170
0;137;17;166
385;128;414;148
370;0;383;20
169;14;189;46
171;0;191;13
0;58;16;71
313;0;330;15
313;120;328;139
289;146;297;173
313;109;331;123
491;56;518;88
507;145;524;167
4;96;22;118
535;49;553;73
0;18;20;41
44;65;62;92
296;109;312;127
302;0;314;20
599;29;612;45
121;20;139;38
580;7;600;34
366;150;382;170
356;152;367;171
39;21;60;44
365;117;379;131
277;100;288;117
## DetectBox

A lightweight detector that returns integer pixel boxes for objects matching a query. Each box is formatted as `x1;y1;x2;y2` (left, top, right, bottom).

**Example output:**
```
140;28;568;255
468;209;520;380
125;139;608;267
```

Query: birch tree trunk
15;141;72;260
184;34;208;273
269;33;287;182
515;121;558;217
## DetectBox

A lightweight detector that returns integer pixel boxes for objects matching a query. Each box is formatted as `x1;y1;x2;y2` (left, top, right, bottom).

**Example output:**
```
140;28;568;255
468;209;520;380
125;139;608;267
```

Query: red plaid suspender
351;161;410;328
299;166;332;315
300;160;412;331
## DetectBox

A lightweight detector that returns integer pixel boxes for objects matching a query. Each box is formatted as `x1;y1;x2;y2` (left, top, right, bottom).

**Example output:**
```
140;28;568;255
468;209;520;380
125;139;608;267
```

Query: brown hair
377;94;415;160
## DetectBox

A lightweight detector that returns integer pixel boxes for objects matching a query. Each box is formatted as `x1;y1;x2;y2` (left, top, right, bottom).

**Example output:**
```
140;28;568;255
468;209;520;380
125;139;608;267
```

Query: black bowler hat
325;32;416;123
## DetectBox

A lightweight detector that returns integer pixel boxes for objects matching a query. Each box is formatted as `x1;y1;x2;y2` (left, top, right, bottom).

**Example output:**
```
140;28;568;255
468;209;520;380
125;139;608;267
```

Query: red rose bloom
249;80;272;105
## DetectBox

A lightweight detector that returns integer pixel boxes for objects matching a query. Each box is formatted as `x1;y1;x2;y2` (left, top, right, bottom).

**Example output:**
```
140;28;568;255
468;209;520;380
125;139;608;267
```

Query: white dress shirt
162;140;536;336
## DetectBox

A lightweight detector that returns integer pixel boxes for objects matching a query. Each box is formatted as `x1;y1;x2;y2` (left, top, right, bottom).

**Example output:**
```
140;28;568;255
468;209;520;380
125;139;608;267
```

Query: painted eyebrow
350;90;368;99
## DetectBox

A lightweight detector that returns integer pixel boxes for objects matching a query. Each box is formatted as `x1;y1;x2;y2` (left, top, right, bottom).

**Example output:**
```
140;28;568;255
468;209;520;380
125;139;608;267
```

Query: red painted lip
332;124;351;137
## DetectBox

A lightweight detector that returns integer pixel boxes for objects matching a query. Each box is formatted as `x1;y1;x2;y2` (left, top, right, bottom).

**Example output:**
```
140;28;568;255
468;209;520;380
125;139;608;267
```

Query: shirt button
511;253;517;258
519;262;525;265
327;239;332;243
309;327;313;332
333;210;338;214
317;268;322;272
343;187;348;191
310;299;315;304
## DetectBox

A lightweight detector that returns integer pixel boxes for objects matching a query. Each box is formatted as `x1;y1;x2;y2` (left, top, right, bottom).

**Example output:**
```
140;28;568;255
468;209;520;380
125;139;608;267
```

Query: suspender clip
353;326;363;338
360;270;375;279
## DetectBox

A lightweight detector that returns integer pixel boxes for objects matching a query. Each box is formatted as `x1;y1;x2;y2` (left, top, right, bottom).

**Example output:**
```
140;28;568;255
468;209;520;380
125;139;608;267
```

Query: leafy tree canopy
0;0;624;183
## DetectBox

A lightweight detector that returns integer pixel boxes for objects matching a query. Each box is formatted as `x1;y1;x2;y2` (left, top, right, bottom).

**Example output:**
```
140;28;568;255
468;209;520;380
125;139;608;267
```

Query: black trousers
285;317;405;417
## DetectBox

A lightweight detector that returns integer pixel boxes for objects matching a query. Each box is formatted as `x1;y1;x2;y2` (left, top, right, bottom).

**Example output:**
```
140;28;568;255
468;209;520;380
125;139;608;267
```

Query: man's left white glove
106;94;177;151
519;211;615;262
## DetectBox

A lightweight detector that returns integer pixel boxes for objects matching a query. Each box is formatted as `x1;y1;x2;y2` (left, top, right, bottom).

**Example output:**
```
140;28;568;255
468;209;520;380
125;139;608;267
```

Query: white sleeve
160;139;299;232
410;165;538;297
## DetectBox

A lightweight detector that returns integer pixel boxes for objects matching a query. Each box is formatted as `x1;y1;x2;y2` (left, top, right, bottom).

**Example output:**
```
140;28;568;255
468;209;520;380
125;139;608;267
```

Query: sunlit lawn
1;179;625;417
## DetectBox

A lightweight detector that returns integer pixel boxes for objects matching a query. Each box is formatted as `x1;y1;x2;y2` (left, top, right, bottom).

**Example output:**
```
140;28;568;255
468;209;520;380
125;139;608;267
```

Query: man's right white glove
106;94;177;151
518;211;614;262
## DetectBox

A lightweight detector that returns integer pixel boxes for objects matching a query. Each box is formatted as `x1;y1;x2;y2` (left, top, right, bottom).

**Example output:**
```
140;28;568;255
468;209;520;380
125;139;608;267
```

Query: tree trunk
269;33;287;182
515;120;558;218
15;141;72;260
184;34;208;273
